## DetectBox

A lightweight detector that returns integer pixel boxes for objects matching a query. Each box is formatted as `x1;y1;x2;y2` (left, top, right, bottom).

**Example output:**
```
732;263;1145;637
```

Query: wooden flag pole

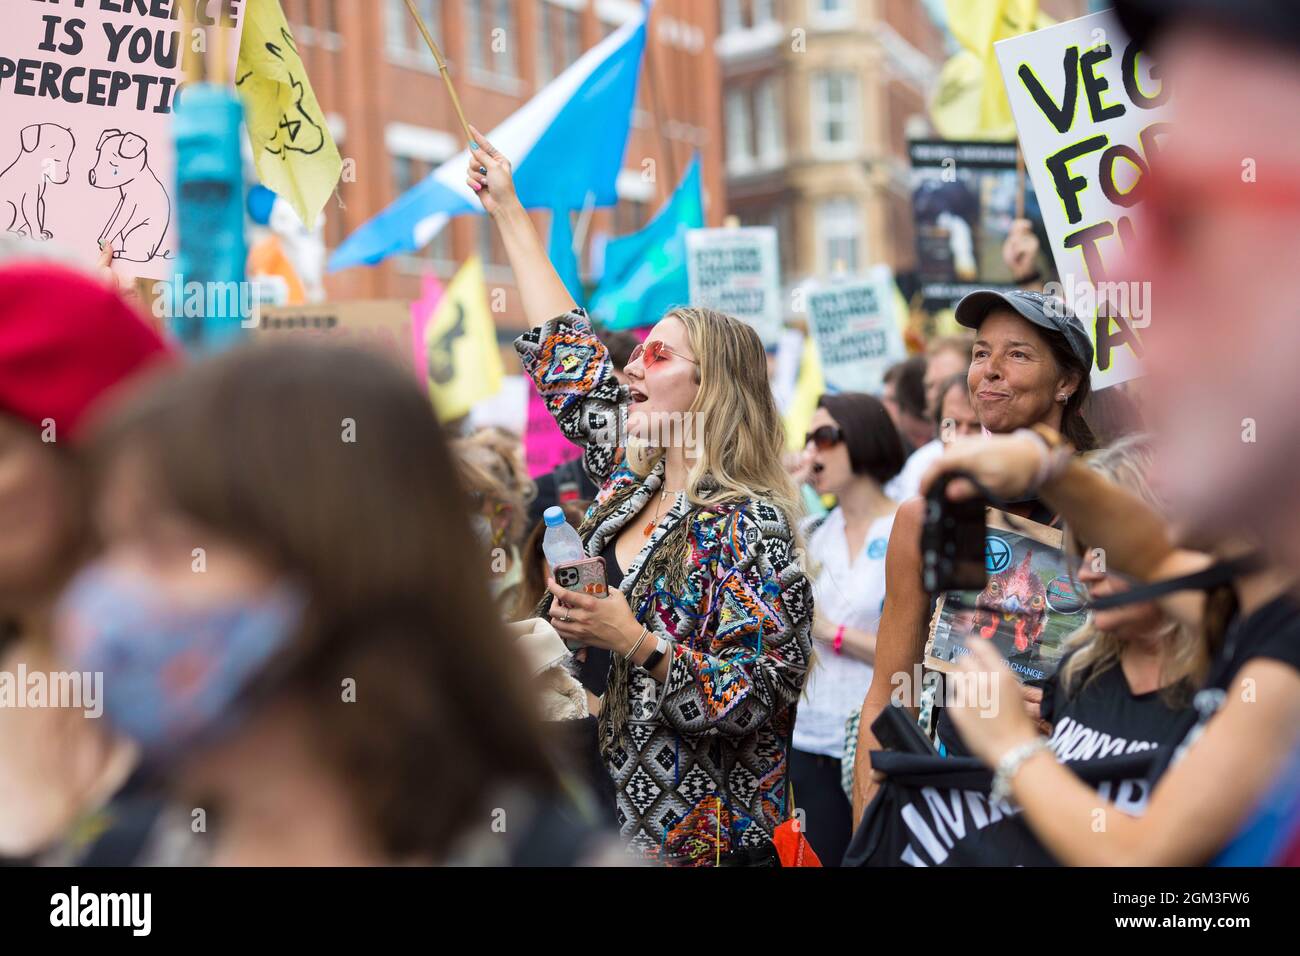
403;0;474;145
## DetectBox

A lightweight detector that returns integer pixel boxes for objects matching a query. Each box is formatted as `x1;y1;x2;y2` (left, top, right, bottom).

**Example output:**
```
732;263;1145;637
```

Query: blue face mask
55;562;307;763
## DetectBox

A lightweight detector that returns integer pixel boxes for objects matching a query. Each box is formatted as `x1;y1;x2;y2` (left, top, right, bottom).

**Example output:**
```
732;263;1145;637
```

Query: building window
818;198;862;274
755;77;783;168
752;0;777;26
468;0;518;80
811;71;858;152
387;0;441;65
725;87;754;175
538;1;583;86
720;0;744;33
392;154;417;195
466;0;486;71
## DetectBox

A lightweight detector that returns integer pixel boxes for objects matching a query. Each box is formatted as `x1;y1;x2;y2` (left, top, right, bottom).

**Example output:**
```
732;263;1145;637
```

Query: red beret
0;262;176;441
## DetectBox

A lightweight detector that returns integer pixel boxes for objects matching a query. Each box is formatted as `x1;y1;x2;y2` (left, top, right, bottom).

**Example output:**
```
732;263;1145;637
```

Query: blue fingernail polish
471;142;479;150
479;166;487;174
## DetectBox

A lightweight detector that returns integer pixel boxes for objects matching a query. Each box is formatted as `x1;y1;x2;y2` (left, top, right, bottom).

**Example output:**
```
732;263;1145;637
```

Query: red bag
774;816;822;867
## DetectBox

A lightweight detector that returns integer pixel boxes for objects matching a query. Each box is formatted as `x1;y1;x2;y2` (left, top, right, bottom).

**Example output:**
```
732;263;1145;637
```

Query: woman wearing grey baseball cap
851;288;1098;822
953;288;1097;452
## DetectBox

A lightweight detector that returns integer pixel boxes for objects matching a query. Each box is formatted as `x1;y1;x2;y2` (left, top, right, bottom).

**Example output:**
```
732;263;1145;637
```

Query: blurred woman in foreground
57;342;592;865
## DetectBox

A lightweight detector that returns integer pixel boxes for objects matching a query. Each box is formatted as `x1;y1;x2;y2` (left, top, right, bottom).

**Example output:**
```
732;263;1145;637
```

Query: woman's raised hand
466;124;519;218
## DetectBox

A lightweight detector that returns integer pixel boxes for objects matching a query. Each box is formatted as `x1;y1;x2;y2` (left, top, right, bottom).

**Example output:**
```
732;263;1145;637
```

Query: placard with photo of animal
925;510;1088;682
1;1;245;278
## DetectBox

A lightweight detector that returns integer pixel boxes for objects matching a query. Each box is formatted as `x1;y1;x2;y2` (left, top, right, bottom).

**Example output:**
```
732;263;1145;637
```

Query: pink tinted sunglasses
628;339;699;369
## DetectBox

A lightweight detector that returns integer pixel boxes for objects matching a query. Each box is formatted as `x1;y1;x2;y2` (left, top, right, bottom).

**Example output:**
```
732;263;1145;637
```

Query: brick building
280;0;726;339
717;0;1088;292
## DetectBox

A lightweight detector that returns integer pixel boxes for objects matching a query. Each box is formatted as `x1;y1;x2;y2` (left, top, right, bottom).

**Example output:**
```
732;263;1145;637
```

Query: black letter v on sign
1018;46;1080;135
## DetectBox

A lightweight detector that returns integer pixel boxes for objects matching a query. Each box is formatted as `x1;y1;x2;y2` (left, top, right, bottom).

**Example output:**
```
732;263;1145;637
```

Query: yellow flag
236;0;342;229
783;335;826;454
425;257;504;422
936;0;1046;139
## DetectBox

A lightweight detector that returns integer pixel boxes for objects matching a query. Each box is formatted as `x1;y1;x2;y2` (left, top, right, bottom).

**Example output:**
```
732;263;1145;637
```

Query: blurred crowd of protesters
0;0;1296;869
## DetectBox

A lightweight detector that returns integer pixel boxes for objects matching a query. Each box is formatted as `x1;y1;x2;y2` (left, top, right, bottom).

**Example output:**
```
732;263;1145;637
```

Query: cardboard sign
995;11;1170;387
803;265;906;395
256;301;414;370
925;511;1087;683
1;1;246;279
909;139;1048;310
685;227;783;347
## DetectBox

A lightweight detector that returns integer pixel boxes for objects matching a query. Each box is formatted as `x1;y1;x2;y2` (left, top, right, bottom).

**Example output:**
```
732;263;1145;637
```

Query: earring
1057;393;1069;403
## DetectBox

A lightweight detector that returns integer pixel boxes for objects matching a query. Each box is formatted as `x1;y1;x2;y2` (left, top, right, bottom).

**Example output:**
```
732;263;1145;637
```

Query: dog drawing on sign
90;130;172;263
0;124;75;240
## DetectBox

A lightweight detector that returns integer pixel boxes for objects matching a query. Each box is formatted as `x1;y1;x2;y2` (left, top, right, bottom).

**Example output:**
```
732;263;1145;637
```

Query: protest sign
802;265;906;395
909;139;1048;311
525;388;582;479
255;300;413;370
1;0;245;279
685;226;782;347
925;511;1087;683
995;10;1171;387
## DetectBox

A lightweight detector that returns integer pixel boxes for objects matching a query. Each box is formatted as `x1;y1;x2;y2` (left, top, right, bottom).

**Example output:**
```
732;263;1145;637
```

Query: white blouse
793;507;896;759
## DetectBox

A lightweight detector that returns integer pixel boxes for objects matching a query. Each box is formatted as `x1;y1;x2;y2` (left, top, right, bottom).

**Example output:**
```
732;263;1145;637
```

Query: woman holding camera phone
851;289;1097;825
918;429;1300;865
467;127;813;865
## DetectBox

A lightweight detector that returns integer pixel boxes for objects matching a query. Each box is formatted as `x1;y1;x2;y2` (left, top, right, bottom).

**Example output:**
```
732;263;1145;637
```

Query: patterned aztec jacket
516;308;813;866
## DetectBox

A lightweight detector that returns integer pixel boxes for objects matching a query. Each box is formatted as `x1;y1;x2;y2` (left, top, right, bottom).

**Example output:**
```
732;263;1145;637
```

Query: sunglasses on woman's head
628;339;699;369
805;425;845;449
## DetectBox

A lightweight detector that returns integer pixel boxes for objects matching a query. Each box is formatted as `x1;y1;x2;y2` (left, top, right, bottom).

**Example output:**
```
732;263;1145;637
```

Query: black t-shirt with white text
1041;655;1191;814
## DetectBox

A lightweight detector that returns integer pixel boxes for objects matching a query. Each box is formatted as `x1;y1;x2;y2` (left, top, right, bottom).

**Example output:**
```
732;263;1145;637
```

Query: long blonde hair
632;306;802;529
1059;434;1207;706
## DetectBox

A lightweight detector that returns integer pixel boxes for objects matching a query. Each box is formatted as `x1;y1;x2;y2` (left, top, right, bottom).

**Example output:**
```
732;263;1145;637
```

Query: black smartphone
921;472;987;594
871;700;939;756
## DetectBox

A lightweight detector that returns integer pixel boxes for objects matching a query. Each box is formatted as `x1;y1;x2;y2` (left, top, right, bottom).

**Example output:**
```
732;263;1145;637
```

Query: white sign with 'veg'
995;10;1171;388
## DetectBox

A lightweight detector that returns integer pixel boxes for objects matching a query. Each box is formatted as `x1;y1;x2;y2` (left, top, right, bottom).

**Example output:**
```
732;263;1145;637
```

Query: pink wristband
833;625;845;656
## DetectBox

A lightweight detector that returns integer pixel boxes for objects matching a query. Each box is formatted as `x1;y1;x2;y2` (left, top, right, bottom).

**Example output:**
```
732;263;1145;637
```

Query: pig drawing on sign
0;124;75;241
90;130;172;263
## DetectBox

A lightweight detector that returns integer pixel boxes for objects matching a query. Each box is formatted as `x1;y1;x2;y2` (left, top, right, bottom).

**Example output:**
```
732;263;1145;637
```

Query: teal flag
588;155;703;330
548;207;586;308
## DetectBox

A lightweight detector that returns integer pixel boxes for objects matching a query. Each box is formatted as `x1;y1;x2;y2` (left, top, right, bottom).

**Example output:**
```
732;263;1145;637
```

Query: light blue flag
329;5;649;271
588;155;703;331
548;207;586;308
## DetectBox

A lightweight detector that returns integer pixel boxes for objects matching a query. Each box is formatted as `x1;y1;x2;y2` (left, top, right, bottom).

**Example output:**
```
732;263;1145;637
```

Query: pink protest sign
524;388;582;479
1;1;245;279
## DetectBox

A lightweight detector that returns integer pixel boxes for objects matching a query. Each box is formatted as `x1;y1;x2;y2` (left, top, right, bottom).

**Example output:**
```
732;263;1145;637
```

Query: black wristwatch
641;636;671;670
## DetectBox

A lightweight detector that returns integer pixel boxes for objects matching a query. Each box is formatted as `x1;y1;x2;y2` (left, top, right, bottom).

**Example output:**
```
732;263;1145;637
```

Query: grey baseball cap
954;289;1094;371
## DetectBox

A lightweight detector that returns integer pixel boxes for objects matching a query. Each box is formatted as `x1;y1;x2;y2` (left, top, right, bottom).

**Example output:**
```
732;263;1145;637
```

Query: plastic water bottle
542;506;585;567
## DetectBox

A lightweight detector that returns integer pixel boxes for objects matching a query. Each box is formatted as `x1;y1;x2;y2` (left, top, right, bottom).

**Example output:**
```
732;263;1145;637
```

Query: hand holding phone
552;556;608;651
